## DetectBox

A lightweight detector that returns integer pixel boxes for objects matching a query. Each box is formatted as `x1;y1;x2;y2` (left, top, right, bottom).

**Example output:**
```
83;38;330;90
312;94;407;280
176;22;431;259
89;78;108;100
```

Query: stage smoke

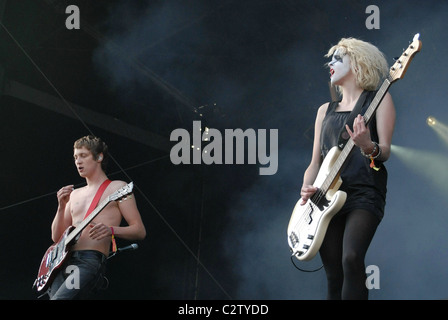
391;145;448;195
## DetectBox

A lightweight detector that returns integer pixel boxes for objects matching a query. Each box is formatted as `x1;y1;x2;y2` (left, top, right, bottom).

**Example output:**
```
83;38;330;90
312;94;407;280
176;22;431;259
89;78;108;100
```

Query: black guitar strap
337;90;372;149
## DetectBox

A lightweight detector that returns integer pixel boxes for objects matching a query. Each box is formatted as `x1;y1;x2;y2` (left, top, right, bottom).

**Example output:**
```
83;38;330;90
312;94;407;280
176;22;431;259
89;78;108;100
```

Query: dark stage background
0;0;447;300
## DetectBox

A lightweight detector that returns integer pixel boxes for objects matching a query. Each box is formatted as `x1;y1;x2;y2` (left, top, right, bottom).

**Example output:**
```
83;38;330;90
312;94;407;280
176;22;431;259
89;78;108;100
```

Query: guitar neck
363;79;391;125
64;197;111;246
320;78;392;194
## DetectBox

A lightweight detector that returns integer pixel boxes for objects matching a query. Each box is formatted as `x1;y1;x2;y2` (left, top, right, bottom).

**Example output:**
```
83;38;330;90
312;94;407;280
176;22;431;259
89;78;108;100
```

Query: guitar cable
290;255;324;273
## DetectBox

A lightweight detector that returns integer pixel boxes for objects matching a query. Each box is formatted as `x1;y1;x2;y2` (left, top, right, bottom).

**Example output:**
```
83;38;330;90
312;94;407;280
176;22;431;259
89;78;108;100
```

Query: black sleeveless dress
319;91;387;221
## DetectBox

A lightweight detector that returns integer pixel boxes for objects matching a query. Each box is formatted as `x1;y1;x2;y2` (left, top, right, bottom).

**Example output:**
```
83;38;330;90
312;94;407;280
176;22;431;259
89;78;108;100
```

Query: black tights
319;209;380;300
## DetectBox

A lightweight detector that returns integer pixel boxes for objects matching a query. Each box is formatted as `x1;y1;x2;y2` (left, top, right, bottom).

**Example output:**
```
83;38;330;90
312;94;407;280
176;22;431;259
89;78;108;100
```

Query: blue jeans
48;250;107;300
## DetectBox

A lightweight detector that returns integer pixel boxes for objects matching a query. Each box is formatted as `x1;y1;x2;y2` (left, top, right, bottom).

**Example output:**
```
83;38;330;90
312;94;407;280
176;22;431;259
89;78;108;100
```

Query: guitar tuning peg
393;57;399;61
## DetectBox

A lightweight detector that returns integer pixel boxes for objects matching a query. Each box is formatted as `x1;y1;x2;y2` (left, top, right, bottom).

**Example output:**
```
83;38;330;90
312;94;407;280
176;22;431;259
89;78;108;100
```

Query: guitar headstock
109;182;134;202
389;33;422;83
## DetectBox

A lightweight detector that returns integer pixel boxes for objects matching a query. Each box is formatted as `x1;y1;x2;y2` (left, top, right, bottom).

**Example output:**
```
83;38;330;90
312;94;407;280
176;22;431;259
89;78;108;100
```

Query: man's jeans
47;250;107;300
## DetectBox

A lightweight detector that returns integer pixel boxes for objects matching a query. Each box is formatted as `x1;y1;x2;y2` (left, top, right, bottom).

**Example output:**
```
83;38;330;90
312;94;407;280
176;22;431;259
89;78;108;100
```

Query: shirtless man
48;135;146;299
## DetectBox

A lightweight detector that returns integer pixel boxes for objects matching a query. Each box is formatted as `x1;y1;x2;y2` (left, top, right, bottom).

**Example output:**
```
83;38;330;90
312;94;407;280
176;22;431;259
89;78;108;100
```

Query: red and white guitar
287;34;422;261
33;182;134;292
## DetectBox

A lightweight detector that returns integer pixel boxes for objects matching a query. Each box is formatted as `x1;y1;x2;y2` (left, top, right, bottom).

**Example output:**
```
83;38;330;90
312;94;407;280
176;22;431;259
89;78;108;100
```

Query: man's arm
88;181;146;241
113;194;146;240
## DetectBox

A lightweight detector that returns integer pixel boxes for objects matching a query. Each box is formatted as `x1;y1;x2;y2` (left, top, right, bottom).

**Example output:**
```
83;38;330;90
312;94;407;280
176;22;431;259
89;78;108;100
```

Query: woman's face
328;49;352;85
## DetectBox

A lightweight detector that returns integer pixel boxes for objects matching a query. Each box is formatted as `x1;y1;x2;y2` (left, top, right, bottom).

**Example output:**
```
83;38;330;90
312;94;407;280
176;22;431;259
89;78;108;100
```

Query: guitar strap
337;90;372;149
83;179;112;220
82;179;118;253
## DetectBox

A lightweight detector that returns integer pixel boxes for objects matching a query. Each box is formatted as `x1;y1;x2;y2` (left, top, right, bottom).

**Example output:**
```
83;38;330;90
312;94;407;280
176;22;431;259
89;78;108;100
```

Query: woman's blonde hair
325;38;389;95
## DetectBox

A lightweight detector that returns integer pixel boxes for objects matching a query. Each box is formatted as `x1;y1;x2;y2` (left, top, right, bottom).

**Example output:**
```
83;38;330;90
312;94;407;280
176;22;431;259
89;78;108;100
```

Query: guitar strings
0;21;232;300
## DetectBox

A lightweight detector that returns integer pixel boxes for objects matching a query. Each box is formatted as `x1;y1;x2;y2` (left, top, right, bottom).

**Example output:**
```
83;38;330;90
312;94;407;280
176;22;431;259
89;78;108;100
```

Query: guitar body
287;147;347;261
34;226;76;292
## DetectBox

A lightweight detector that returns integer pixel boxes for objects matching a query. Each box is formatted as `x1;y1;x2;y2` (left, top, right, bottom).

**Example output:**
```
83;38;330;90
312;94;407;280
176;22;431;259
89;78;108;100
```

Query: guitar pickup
289;232;299;249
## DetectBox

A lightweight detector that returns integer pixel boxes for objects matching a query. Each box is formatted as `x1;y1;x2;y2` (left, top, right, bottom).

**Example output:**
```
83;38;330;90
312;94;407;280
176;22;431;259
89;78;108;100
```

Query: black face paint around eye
334;55;343;63
328;53;344;68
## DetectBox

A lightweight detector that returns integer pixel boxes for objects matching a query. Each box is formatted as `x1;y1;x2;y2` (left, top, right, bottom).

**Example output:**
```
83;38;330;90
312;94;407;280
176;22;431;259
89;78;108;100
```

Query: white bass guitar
287;34;422;261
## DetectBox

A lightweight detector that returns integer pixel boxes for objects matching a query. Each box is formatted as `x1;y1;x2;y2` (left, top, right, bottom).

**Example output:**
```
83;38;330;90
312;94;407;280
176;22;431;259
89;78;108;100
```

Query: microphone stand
107;243;139;260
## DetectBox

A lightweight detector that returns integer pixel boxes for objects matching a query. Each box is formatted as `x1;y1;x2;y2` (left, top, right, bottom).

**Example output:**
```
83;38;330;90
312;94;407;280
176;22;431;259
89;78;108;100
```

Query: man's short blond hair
74;135;109;172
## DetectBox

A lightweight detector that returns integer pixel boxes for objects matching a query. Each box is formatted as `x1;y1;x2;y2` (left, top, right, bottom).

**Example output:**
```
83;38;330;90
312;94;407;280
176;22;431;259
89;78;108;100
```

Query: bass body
287;146;346;261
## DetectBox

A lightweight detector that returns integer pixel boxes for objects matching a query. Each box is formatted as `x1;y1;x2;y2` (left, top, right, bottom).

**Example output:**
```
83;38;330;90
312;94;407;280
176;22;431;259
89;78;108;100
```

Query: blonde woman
300;38;395;299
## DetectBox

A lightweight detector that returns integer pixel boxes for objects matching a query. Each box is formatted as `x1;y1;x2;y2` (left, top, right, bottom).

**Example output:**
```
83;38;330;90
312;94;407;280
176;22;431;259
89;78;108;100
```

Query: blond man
48;135;146;299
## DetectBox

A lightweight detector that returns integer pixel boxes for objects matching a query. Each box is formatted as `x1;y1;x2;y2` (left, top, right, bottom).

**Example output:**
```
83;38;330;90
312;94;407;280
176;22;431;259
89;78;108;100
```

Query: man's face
73;147;98;177
328;49;351;85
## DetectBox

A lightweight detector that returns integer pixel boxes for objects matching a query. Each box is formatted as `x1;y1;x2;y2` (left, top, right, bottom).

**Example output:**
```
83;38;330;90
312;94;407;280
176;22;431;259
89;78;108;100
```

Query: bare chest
70;190;119;226
70;190;95;223
335;103;355;113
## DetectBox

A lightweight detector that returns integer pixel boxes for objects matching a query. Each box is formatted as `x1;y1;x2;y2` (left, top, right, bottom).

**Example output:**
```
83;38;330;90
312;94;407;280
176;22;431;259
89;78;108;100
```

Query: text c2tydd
178;304;269;317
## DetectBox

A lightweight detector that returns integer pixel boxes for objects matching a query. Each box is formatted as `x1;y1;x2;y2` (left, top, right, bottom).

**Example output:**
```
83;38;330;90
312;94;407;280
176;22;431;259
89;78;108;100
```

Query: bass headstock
389;33;422;83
